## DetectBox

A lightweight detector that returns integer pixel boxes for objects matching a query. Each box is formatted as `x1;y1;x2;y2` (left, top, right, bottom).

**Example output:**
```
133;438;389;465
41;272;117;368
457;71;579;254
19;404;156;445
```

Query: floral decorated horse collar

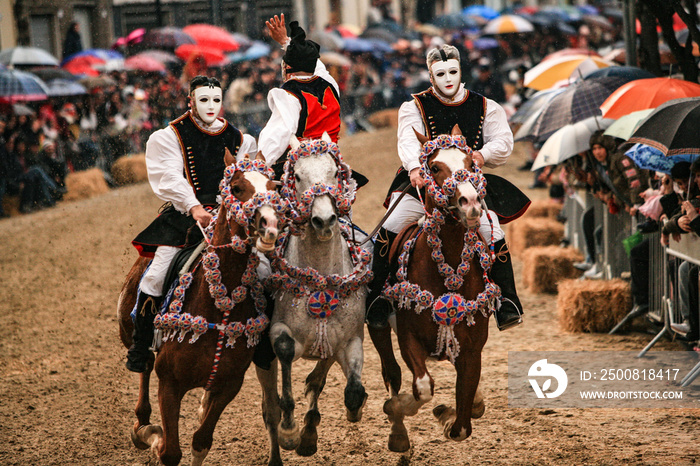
383;134;500;363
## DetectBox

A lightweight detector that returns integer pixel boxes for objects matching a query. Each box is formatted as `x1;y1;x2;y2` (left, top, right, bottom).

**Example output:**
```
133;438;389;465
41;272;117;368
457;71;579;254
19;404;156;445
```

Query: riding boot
366;227;398;329
489;239;523;331
126;291;161;373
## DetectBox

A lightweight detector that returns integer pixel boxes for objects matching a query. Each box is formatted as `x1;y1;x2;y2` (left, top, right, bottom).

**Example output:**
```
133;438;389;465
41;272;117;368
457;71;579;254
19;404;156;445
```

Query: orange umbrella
600;77;700;119
182;24;239;52
523;54;615;90
175;44;226;66
542;48;600;62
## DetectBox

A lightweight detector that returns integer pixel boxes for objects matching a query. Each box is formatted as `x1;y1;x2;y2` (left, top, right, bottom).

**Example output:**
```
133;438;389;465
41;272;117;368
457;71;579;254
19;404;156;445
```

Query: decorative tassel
310;318;333;359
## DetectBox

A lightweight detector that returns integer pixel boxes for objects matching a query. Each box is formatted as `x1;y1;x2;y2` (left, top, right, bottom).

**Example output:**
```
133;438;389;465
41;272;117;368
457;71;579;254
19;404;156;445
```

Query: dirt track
1;127;699;465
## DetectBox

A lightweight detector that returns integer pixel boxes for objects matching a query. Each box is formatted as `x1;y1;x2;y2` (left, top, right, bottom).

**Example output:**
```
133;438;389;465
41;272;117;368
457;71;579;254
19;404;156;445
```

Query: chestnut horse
256;134;372;465
368;126;500;452
117;152;287;466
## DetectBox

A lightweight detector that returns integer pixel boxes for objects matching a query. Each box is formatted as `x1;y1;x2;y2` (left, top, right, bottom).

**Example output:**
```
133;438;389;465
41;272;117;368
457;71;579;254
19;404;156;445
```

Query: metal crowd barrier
602;207;634;280
563;192;586;253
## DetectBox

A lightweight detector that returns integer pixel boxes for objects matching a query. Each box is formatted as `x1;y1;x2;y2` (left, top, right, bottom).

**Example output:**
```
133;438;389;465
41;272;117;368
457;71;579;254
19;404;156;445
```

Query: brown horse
368;126;499;452
117;152;285;466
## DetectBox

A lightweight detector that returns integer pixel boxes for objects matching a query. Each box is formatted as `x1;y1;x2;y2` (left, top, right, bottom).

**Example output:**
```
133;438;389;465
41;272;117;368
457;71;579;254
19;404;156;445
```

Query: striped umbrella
482;15;534;34
0;69;49;104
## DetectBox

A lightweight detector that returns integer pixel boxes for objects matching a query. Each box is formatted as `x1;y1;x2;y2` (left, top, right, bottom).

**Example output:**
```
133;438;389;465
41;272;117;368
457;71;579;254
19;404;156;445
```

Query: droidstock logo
528;359;568;399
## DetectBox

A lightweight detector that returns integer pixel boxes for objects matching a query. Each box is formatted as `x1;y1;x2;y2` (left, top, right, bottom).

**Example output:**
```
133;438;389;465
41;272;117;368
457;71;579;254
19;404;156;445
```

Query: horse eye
232;185;242;196
431;165;439;174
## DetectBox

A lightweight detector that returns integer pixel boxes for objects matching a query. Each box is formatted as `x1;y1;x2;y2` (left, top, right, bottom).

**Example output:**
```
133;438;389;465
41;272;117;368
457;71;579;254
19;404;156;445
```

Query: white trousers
141;246;180;296
382;192;505;244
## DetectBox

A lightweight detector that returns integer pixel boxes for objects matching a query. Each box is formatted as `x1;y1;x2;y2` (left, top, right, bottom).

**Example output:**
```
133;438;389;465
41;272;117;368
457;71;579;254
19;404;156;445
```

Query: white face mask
430;59;461;99
192;86;223;125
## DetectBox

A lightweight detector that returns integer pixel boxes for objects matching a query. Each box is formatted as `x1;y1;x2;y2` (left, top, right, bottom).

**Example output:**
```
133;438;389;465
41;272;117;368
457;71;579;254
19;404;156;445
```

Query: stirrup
495;298;523;331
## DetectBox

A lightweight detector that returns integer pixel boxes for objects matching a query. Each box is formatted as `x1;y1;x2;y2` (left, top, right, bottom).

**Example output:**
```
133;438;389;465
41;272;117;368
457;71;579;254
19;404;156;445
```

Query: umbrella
12;103;35;116
542;48;600;62
600;78;700;119
320;51;351;67
44;78;88;97
124;55;167;72
540;5;582;22
227;41;272;63
30;67;77;82
584;65;655;81
625;143;699;174
527;76;630;142
133;49;181;65
79;75;117;90
0;69;49;104
0;47;59;67
360;28;399;44
472;37;500;51
308;30;344;51
62;55;103;76
523;54;616;90
627;97;700;155
183;24;240;52
140;27;196;50
531;116;614;171
363;38;394;54
430;15;480;30
341;37;379;53
509;87;567;125
482;15;534;34
334;24;362;38
175;44;226;66
603;108;654;140
582;14;615;31
463;5;500;21
231;33;253;50
62;48;123;65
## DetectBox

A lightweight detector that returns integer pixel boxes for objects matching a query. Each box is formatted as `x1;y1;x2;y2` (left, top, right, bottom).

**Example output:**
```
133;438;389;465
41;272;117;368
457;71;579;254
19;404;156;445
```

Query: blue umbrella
430;14;480;30
364;38;394;53
584;66;655;81
45;78;88;97
625;143;699;174
61;48;124;66
462;5;500;20
472;37;499;50
0;69;49;104
341;37;377;53
227;41;271;63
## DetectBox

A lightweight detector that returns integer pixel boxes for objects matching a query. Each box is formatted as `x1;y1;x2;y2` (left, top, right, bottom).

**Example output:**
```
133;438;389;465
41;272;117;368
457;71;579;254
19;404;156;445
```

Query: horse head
284;133;355;242
219;149;284;253
416;125;484;229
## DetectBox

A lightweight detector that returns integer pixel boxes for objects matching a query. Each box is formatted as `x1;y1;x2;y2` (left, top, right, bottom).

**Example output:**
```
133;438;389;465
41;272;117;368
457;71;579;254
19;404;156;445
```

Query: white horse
256;133;372;466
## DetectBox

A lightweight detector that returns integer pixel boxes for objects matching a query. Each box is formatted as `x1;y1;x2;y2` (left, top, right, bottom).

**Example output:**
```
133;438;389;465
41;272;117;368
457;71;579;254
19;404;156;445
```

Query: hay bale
522;199;562;220
367;109;399;129
507;217;565;257
557;279;632;333
521;246;584;294
111;154;148;185
63;168;110;201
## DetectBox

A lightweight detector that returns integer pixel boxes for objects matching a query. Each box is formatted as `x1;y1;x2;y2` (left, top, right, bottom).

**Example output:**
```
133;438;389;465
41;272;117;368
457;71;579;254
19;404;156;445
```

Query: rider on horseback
366;44;526;331
126;76;257;373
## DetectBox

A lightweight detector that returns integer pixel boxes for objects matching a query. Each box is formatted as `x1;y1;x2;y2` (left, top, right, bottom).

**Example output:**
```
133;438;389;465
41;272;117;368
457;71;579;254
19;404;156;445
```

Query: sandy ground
1;126;699;466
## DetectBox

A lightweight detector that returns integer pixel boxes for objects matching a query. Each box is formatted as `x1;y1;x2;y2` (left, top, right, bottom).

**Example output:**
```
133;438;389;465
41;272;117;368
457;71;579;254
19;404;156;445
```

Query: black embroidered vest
282;77;341;142
169;113;241;205
413;88;486;150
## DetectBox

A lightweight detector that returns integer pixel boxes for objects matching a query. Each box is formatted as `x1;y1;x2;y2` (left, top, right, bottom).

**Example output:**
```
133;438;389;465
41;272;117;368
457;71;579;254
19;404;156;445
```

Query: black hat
283;21;320;73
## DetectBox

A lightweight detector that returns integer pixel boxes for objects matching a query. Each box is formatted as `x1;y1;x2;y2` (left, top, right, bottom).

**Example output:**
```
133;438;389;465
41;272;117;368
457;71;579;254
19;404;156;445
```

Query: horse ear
451;124;462;137
321;131;332;143
289;135;301;151
413;128;430;146
224;147;236;166
255;150;266;162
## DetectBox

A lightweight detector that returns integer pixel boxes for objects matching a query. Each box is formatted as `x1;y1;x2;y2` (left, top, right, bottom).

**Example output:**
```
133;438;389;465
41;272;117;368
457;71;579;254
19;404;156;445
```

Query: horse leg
131;365;163;450
190;378;244;466
256;363;283;466
367;325;402;396
336;336;367;422
296;358;334;457
270;324;300;451
382;337;433;452
433;351;482;441
155;379;185;466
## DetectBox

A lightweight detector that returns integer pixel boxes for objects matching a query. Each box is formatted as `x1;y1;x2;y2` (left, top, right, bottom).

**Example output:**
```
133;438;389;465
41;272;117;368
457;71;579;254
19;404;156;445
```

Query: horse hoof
295;437;318;457
432;404;450;419
131;423;162;450
388;433;410;453
346;393;368;422
278;424;301;451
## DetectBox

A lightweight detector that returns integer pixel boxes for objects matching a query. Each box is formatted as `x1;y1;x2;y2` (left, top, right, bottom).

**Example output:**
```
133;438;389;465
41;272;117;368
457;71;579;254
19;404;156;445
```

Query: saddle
389;222;422;275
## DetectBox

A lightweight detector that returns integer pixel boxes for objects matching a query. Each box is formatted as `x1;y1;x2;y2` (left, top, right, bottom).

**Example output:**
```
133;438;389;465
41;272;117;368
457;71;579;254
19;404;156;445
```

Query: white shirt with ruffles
257;59;339;165
397;83;514;173
145;113;257;214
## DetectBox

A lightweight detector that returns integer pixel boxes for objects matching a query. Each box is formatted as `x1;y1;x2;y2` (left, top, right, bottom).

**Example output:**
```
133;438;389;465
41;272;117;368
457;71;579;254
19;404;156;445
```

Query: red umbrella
182;24;240;52
600;77;700;119
62;55;104;76
175;44;226;66
124;54;167;72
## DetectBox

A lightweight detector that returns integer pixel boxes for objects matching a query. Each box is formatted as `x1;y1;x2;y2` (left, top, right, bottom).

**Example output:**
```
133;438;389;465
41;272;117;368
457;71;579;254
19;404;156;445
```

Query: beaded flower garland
281;139;357;230
267;140;370;358
154;158;283;389
383;135;500;364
